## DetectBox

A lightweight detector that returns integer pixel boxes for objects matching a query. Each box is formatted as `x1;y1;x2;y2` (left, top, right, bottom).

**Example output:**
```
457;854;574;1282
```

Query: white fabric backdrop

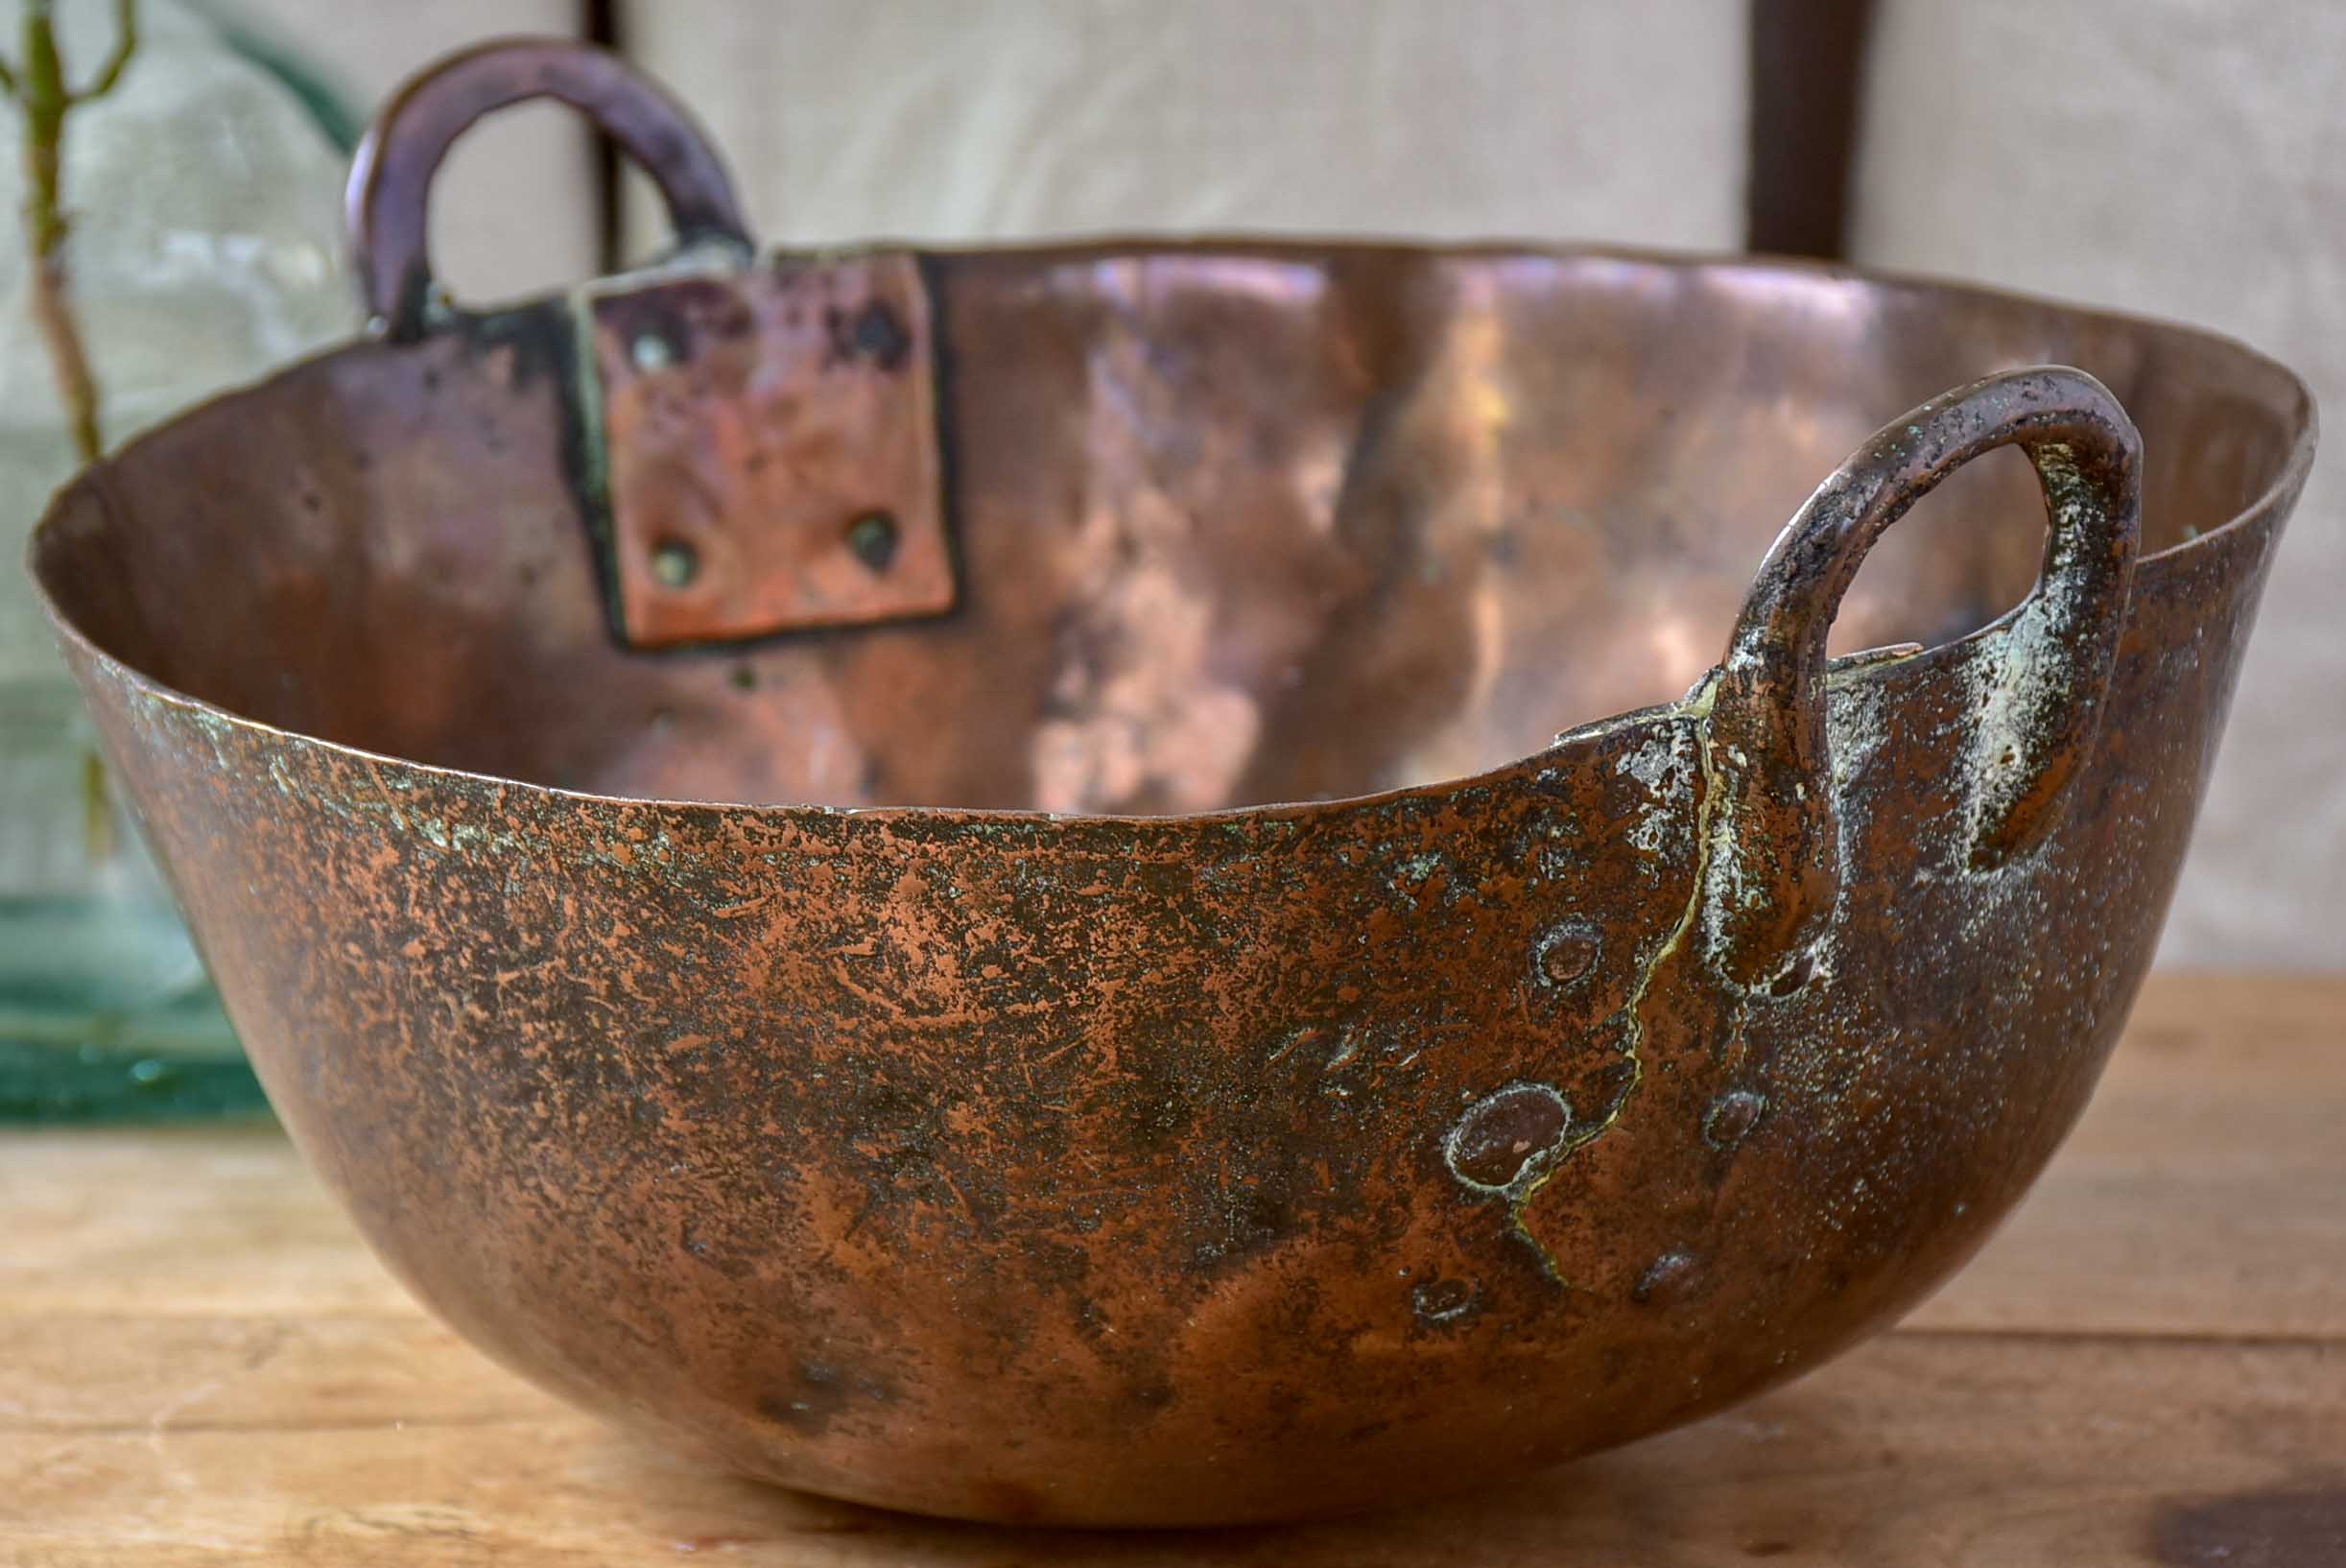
618;0;1750;251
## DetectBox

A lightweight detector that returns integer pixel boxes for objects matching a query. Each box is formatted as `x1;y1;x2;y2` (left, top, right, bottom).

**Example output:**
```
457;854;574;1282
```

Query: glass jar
0;0;356;1117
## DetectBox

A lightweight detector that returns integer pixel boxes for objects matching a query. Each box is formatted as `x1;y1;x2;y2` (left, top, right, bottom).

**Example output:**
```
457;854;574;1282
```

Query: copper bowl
28;41;2315;1527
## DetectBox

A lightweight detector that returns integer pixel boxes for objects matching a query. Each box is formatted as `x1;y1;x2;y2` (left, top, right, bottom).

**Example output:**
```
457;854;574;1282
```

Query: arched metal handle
1703;366;2143;988
346;37;753;341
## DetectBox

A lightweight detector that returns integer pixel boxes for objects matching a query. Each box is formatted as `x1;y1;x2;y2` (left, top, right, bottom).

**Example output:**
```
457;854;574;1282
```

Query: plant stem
4;0;140;862
12;0;135;465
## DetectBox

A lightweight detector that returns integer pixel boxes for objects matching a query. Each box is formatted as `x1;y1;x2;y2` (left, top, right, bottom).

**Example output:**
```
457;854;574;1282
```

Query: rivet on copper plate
630;329;677;373
846;299;911;369
846;511;901;574
652;537;699;588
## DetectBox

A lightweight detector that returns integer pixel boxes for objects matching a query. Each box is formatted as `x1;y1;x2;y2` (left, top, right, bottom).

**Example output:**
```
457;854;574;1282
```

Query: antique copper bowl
28;41;2315;1527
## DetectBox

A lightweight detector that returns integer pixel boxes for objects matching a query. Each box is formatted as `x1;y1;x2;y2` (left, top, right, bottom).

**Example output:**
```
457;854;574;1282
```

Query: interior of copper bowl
35;247;2306;816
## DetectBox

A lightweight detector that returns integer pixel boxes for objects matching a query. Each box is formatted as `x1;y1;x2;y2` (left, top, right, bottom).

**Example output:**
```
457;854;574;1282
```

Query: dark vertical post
583;0;626;272
1747;0;1877;259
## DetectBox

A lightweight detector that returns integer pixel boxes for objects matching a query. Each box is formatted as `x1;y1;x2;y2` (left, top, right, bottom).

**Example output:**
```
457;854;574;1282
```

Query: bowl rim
29;238;2319;834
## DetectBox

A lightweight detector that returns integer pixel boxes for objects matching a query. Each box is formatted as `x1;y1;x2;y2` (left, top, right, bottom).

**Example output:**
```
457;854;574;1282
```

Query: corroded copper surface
27;40;2316;1530
591;253;956;647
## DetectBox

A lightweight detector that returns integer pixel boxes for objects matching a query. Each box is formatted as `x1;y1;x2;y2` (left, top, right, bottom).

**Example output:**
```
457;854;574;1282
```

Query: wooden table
6;973;2343;1566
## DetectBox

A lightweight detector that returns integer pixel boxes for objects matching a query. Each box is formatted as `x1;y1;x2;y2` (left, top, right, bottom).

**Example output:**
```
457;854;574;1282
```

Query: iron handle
346;37;753;342
1703;366;2143;988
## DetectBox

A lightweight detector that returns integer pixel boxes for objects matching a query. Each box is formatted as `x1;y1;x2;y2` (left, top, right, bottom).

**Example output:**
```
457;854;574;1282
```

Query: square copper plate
587;250;954;648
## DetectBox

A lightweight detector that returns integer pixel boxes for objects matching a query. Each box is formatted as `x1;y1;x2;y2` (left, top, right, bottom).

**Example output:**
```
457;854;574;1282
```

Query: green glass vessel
1;0;356;1119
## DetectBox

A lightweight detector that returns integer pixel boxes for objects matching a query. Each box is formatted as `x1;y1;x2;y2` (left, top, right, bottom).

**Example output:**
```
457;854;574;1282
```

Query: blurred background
2;0;2339;1117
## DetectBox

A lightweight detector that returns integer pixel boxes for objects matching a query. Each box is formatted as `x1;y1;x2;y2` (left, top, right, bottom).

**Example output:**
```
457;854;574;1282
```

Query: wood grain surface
4;972;2342;1566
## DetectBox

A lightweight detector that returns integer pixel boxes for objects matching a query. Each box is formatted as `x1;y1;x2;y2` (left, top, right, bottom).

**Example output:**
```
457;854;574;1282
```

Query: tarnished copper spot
1703;1088;1768;1151
1446;1082;1574;1192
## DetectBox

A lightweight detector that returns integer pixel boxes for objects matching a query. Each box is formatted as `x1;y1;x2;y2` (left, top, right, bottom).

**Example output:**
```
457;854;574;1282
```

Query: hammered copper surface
27;40;2316;1530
